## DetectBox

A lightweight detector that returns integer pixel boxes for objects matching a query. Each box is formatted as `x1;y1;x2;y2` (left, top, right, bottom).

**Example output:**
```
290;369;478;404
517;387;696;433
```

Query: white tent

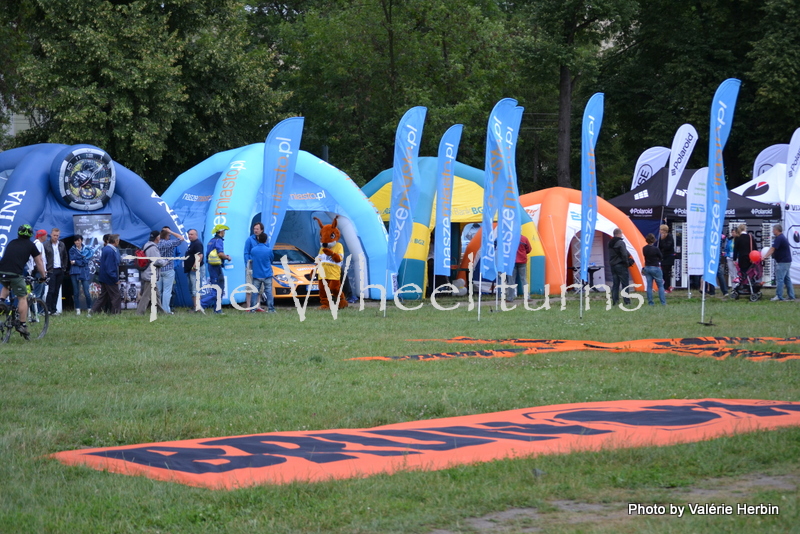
732;163;787;204
734;163;800;286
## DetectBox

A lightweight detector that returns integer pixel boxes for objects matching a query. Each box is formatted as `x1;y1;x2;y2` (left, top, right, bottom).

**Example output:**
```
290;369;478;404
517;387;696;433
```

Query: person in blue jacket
91;234;121;314
243;222;264;310
201;225;231;313
249;232;275;313
764;224;796;301
68;235;94;315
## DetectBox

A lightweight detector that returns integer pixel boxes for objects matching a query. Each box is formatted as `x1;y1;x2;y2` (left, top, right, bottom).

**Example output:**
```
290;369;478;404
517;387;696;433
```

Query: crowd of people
607;222;796;306
0;219;795;326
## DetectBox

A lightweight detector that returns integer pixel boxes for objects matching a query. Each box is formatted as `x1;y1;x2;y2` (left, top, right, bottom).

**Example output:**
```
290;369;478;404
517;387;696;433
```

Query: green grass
1;293;799;533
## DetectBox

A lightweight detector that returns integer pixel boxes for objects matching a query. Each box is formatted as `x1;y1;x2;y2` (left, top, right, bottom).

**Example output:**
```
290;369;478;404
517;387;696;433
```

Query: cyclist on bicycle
0;224;48;336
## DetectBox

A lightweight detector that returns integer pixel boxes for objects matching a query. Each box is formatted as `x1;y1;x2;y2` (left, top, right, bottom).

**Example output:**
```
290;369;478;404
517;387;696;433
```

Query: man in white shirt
30;230;48;305
44;228;68;315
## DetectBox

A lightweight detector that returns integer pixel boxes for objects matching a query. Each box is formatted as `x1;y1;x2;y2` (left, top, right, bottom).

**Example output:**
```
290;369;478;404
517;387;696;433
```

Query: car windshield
273;247;314;265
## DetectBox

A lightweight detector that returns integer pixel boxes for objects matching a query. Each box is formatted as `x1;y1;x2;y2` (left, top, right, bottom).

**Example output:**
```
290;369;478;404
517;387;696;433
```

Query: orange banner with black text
351;336;800;362
53;399;800;490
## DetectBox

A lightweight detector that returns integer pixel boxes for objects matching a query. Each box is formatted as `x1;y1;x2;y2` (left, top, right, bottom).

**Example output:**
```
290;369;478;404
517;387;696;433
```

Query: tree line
1;0;797;196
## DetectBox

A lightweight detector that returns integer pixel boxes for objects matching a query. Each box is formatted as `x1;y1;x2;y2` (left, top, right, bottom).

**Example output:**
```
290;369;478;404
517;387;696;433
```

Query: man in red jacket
506;235;532;301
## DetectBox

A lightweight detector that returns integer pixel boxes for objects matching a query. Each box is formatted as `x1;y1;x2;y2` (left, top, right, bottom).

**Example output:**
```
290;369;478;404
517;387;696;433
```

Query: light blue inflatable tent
162;145;389;304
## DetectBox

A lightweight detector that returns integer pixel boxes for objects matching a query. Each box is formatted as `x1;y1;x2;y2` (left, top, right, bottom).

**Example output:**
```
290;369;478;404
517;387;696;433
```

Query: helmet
212;224;230;235
17;224;33;237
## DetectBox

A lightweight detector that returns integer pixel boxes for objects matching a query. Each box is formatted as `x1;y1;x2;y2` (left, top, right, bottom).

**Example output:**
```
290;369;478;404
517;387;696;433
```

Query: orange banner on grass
52;399;800;490
352;336;800;361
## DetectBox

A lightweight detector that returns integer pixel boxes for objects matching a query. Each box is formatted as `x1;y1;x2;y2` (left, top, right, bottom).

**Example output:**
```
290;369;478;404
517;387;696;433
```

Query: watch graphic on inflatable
57;147;116;210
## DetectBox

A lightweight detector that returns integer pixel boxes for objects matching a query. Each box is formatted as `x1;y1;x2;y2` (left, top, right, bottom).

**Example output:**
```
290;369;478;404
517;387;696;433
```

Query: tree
0;1;32;144
274;0;525;184
514;0;638;188
3;0;287;191
747;0;800;159
599;0;768;188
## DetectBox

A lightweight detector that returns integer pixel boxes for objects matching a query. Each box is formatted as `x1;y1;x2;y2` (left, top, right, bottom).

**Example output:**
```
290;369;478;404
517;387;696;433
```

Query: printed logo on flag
635;165;653;186
689;203;705;213
756;163;774;175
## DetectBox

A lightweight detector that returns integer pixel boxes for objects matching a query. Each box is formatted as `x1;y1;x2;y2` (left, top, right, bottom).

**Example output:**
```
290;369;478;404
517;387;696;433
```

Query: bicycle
0;275;50;342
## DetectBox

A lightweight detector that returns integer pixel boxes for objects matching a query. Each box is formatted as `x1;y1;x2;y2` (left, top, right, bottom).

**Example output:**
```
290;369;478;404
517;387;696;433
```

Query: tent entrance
271;210;367;299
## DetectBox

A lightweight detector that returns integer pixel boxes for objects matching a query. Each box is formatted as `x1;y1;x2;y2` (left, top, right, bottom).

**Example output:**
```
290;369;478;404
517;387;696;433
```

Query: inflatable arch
518;187;645;294
362;158;546;296
162;146;388;304
0;143;184;256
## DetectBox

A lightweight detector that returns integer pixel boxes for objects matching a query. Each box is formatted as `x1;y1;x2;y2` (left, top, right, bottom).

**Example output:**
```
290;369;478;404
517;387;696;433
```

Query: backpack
208;248;222;266
135;248;149;271
207;237;223;266
136;243;157;271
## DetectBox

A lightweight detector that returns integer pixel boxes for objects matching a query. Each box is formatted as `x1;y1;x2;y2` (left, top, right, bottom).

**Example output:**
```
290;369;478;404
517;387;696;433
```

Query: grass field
1;291;799;533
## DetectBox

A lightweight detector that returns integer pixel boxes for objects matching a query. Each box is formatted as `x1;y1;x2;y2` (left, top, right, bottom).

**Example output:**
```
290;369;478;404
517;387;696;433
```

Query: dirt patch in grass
430;469;799;533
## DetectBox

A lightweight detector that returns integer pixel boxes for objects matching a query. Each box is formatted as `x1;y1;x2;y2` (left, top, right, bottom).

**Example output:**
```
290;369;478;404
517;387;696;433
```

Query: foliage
2;0;287;192
274;0;525;185
513;0;638;188
747;0;800;158
598;0;773;188
2;0;800;193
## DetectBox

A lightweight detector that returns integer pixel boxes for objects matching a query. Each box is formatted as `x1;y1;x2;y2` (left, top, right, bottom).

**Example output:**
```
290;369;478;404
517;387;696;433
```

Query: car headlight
275;274;292;285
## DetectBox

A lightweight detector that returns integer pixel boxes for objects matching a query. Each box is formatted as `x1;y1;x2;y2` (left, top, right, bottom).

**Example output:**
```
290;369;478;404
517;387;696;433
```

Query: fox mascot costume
313;216;349;310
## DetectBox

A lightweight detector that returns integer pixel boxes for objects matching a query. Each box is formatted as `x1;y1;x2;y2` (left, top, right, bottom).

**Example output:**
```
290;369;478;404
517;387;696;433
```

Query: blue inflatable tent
0;143;184;255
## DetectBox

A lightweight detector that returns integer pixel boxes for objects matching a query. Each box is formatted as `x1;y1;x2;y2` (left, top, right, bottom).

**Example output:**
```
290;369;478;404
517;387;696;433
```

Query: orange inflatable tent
460;188;646;294
522;187;646;293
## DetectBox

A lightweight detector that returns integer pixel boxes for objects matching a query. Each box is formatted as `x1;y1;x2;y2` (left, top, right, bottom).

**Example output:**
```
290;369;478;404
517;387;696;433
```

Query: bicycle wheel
1;314;13;343
26;298;49;340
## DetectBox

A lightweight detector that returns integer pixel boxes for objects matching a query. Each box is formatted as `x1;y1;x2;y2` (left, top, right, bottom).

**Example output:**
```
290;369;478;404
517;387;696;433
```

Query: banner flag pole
702;78;741;324
580;93;604;320
386;106;427;317
480;98;518;320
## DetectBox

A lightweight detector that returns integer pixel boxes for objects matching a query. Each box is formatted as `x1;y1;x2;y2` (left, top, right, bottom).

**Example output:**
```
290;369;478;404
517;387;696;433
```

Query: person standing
726;228;739;282
507;234;531;301
184;228;204;311
764;224;795;301
156;226;184;315
658;224;675;293
69;235;93;316
91;234;121;314
733;223;754;274
642;233;667;306
714;233;729;297
608;228;631;306
44;228;67;314
250;232;275;313
243;222;264;309
137;231;165;315
201;224;231;313
31;229;48;305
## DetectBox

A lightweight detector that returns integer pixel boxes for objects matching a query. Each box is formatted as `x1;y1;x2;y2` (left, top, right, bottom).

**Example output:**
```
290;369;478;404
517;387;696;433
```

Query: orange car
271;243;320;299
